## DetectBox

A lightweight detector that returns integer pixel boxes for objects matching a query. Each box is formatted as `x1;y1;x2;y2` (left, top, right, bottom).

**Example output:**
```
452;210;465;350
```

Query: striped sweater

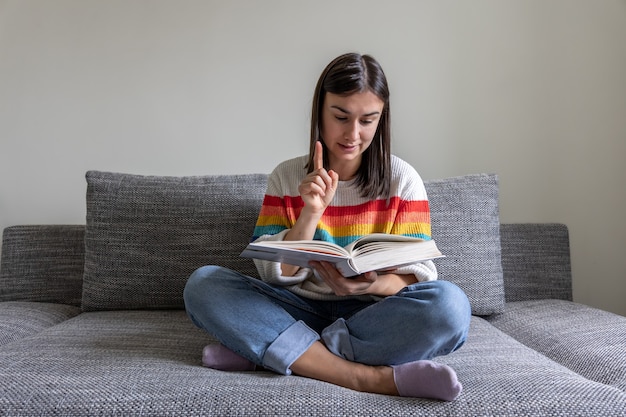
251;155;438;300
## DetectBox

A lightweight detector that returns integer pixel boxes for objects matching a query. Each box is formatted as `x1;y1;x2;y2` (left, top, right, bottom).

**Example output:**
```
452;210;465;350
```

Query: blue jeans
183;265;471;375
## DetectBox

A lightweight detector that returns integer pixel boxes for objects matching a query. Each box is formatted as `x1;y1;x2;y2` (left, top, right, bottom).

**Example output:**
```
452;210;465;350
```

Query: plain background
1;0;625;316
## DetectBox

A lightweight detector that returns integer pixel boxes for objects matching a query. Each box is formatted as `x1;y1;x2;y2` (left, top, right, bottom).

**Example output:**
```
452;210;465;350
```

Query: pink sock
202;344;256;372
392;360;462;401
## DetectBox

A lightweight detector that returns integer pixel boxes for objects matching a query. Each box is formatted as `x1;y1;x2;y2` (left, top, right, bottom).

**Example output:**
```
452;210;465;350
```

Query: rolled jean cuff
262;320;319;375
320;318;354;361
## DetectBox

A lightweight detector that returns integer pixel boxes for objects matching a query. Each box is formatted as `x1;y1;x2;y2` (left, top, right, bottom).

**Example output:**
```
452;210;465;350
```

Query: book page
345;233;426;253
240;244;349;271
350;239;442;273
249;240;350;257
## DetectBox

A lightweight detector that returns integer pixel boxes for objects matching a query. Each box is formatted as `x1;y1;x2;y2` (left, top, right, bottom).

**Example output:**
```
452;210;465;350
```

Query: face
320;91;385;178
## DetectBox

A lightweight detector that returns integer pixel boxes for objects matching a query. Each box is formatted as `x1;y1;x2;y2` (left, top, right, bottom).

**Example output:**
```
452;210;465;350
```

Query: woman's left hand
310;261;418;297
310;261;379;296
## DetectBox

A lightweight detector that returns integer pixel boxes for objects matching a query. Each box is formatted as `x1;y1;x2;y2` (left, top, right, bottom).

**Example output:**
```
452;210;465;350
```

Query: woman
184;53;471;401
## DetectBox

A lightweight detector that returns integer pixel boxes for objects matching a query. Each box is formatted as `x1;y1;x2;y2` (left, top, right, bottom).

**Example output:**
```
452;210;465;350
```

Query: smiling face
320;91;385;180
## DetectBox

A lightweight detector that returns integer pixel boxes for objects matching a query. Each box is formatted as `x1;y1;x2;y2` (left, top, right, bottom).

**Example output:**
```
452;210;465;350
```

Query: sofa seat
0;311;623;416
488;299;626;391
0;301;81;347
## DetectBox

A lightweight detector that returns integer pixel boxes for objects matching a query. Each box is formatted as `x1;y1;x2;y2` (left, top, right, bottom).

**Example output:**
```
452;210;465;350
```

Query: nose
345;121;360;141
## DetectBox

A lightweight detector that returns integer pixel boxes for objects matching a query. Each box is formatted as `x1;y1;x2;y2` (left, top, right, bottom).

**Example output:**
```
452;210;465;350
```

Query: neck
330;157;361;181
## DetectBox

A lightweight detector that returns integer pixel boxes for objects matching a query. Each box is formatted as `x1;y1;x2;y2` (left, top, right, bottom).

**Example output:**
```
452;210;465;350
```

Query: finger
314;141;324;171
328;169;339;191
361;271;378;282
308;260;321;270
316;261;343;280
301;175;327;197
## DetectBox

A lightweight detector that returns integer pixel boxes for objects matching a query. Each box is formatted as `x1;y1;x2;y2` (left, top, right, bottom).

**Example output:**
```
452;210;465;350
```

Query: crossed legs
185;266;470;401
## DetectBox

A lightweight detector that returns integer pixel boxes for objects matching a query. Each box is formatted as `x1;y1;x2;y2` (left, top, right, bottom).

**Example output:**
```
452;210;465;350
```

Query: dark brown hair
306;53;391;199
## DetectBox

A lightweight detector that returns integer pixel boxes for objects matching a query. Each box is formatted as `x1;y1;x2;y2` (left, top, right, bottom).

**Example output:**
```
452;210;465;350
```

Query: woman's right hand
282;141;339;276
298;141;339;214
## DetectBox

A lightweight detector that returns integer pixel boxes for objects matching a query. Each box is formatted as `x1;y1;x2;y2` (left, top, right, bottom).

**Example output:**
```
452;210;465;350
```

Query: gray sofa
1;170;625;416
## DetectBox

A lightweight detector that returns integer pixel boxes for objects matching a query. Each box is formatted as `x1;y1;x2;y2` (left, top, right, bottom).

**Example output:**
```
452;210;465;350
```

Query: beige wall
1;0;625;316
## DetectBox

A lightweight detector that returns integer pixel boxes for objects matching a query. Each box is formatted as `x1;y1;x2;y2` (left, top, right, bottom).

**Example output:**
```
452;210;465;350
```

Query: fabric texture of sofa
0;171;624;416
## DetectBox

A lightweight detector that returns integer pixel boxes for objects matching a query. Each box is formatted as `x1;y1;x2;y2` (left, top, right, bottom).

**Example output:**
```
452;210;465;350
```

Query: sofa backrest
0;171;572;315
499;223;572;302
0;225;85;306
0;222;573;307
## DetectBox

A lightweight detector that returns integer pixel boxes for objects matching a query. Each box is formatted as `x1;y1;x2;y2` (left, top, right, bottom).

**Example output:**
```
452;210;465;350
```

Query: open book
240;233;443;277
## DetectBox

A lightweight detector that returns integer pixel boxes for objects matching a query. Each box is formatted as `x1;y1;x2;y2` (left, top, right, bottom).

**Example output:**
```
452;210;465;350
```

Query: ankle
353;365;397;395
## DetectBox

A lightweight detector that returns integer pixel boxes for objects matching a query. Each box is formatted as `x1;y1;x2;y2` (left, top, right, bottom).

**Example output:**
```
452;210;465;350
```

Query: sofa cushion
0;225;85;306
83;171;267;311
83;171;504;314
0;301;81;346
425;174;505;315
487;299;626;390
0;312;624;416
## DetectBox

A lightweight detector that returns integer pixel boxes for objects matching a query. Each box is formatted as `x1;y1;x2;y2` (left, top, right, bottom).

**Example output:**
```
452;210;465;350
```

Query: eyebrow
330;105;381;117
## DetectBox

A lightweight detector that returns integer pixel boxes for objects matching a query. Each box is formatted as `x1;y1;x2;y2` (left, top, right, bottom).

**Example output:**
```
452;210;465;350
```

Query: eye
335;116;348;122
360;119;374;125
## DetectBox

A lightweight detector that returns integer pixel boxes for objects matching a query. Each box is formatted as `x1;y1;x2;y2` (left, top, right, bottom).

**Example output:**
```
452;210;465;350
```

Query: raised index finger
314;141;324;171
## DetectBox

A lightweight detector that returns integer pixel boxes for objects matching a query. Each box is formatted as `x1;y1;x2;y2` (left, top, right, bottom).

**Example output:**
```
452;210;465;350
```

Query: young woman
184;53;471;401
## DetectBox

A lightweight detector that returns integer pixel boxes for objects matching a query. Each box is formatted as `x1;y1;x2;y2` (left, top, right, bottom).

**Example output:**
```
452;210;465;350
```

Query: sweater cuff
394;260;438;282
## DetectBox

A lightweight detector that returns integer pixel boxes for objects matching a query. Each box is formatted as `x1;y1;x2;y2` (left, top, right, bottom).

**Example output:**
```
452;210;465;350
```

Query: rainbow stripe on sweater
252;195;431;248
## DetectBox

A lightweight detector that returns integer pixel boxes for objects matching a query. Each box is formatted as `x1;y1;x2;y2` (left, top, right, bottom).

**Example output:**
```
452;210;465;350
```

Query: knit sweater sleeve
249;157;317;287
